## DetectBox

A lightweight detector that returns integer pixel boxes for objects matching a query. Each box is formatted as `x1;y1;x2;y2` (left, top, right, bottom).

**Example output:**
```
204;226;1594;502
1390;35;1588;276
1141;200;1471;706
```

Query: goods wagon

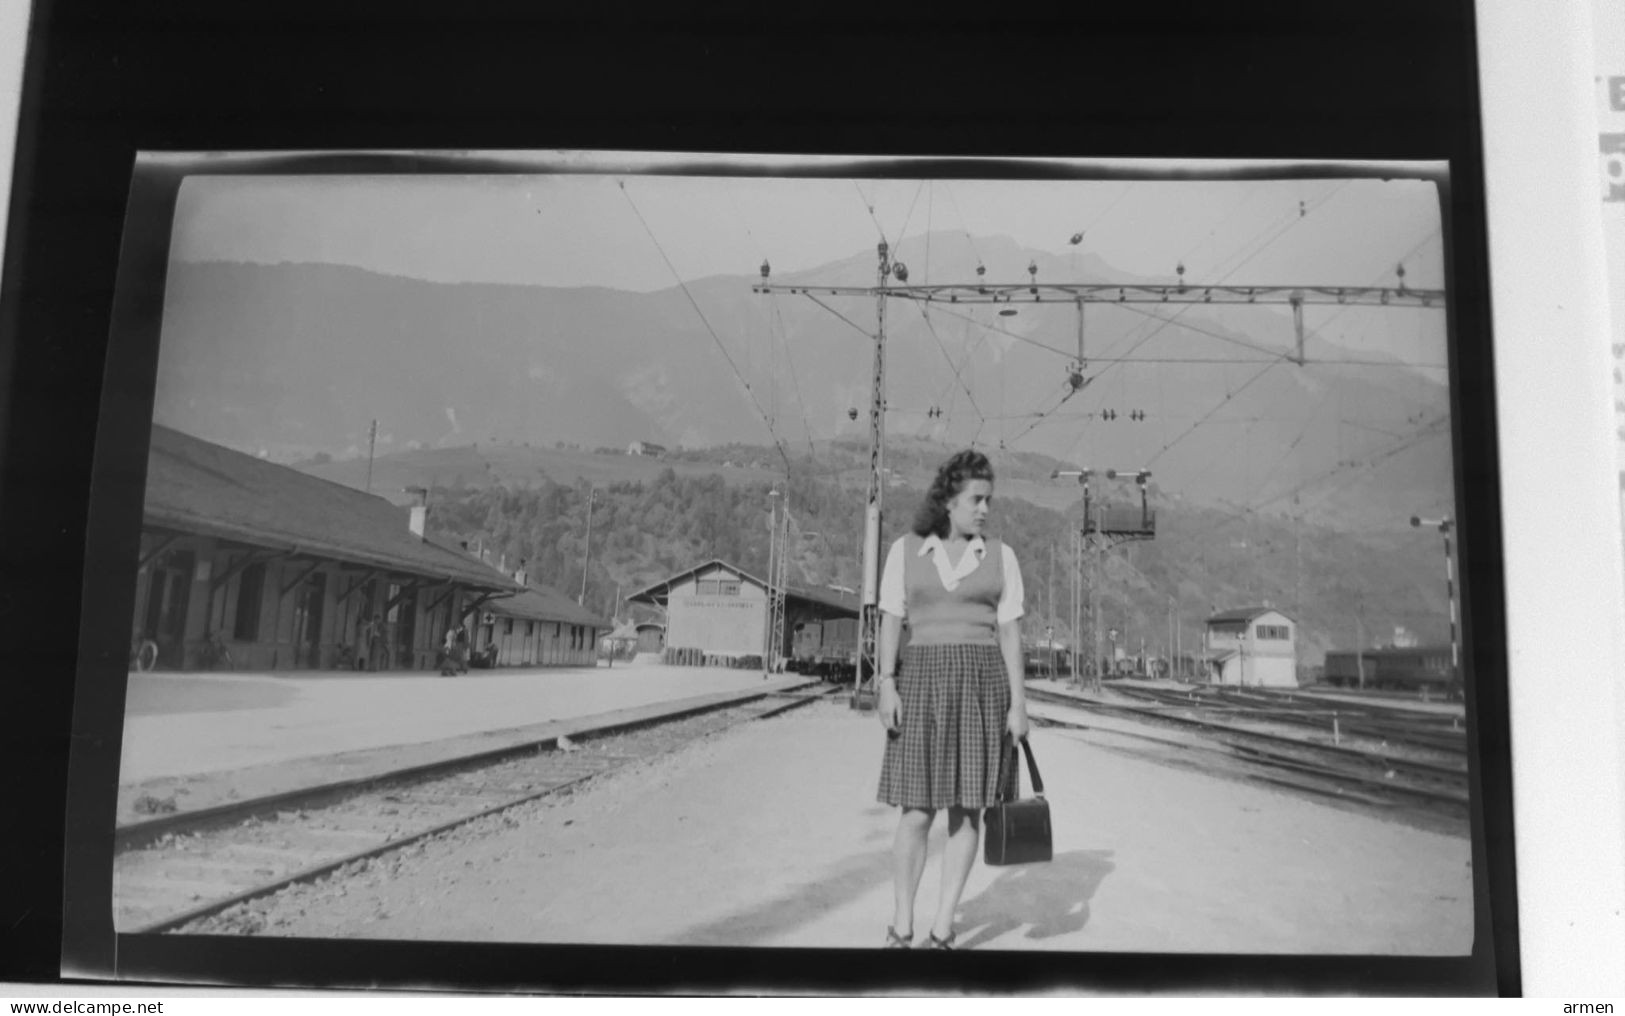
791;618;860;682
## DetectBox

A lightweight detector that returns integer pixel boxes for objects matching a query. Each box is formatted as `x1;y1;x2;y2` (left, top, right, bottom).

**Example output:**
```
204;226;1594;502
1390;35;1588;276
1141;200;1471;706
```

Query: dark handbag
984;735;1053;866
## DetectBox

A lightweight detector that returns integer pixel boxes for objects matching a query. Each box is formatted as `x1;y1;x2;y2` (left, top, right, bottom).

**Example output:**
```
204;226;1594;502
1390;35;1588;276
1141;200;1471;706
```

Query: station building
473;580;613;668
1201;606;1298;687
625;559;858;665
136;424;611;673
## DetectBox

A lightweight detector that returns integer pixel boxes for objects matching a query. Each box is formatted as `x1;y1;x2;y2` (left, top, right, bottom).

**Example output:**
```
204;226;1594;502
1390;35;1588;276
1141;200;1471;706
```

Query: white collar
918;534;987;557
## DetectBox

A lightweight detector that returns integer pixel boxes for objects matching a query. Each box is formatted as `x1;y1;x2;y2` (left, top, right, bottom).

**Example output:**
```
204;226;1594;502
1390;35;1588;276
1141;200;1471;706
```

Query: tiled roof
487;583;614;629
1205;606;1292;624
144;424;519;591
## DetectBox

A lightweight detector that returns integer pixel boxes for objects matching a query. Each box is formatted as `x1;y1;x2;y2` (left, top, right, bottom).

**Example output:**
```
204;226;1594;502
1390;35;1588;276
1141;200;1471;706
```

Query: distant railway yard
1023;677;1469;836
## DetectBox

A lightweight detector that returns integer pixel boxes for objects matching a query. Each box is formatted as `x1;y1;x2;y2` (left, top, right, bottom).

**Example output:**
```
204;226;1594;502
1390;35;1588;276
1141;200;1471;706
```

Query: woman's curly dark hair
912;450;995;539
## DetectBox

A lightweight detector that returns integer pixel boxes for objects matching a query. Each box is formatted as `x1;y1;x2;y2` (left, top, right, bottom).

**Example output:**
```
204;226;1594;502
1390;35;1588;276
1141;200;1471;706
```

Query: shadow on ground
952;849;1117;951
668;847;898;947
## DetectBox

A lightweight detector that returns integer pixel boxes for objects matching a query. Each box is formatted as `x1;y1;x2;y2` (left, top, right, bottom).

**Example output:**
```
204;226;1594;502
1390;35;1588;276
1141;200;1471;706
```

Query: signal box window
1256;624;1290;640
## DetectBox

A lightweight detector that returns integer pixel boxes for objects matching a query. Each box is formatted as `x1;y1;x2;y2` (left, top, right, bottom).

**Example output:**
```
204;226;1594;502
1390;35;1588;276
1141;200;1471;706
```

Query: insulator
760;259;771;279
1027;260;1038;278
848;407;859;421
893;261;908;282
976;262;986;277
1069;232;1084;245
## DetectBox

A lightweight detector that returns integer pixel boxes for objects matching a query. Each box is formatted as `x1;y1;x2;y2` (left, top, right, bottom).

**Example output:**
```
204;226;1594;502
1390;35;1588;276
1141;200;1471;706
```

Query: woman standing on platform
875;449;1029;950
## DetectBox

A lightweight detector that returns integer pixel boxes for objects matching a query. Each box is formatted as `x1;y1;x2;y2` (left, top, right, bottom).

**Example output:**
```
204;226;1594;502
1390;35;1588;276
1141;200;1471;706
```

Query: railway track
1024;686;1468;822
1109;683;1467;757
115;684;835;935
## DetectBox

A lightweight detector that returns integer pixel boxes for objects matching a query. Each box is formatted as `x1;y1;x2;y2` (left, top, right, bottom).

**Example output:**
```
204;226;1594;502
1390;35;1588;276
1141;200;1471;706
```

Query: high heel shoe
884;926;911;949
925;930;956;950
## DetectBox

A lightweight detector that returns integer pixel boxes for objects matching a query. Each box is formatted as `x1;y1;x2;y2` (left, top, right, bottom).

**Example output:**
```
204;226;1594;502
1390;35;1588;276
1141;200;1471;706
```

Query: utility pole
853;240;891;710
764;489;780;676
366;419;378;494
772;495;791;674
1047;541;1056;679
578;483;596;605
1294;494;1304;618
1092;500;1104;693
1355;607;1365;690
1167;596;1175;680
1072;528;1083;686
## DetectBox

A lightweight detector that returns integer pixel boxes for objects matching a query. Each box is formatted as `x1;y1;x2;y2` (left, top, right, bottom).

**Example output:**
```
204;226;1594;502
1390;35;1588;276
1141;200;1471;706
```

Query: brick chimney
409;504;427;538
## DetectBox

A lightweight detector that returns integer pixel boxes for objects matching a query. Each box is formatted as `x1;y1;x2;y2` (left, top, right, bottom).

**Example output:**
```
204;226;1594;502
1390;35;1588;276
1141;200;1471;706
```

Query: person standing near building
363;613;385;672
874;449;1029;950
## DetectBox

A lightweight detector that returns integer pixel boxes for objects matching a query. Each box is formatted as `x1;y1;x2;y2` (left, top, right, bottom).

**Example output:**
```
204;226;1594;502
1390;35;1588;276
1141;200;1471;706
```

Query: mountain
152;233;1454;532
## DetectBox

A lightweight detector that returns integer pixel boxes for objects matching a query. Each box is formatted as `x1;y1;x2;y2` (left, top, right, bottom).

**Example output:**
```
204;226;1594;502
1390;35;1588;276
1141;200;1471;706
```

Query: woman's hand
879;679;902;733
1007;702;1030;741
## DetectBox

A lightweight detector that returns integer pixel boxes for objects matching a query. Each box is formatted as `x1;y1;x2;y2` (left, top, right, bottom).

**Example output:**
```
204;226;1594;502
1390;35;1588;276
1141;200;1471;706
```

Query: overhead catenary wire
996;185;1354;461
911;299;987;429
853;180;888;242
618;179;792;479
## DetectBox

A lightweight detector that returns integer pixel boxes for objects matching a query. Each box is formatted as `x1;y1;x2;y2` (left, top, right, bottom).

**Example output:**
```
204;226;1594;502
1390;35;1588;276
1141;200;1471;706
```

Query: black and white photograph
74;151;1491;967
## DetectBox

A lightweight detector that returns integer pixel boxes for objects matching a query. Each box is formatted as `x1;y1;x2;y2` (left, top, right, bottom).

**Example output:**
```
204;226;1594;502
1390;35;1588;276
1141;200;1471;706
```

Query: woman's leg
892;808;934;935
931;806;981;940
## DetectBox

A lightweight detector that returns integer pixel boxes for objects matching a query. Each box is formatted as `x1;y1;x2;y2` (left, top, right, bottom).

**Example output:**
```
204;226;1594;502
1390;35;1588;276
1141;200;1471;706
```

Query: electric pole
366;419;378;494
1047;541;1056;679
1168;596;1175;680
764;489;780;676
578;483;595;605
851;240;891;709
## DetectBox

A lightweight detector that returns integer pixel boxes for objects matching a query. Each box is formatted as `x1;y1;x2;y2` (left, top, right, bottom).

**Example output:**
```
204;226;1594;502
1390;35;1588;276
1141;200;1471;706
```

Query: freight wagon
790;617;860;682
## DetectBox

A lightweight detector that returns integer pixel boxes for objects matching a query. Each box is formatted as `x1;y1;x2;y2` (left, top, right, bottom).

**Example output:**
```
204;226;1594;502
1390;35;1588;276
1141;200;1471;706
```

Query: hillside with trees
423;459;1452;667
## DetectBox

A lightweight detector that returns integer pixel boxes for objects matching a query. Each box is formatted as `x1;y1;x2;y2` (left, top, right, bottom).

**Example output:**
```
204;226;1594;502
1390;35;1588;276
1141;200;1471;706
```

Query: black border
3;0;1514;996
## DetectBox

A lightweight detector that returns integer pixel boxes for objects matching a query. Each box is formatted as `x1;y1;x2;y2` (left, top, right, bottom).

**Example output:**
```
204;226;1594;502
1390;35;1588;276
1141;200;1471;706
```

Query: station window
696;579;719;595
504;617;513;635
718;580;740;596
233;562;265;640
1255;624;1290;641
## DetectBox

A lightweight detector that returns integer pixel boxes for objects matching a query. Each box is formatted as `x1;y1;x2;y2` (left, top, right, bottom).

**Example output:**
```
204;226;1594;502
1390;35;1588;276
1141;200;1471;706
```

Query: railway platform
199;694;1476;954
116;657;808;827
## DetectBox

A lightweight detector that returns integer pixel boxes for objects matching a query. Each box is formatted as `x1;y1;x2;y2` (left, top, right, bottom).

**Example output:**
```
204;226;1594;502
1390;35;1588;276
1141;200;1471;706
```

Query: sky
165;154;1448;368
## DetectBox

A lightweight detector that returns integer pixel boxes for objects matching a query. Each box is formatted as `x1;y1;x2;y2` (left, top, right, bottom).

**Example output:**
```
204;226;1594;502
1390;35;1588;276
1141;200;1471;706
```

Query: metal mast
856;240;891;709
770;494;791;674
763;489;780;675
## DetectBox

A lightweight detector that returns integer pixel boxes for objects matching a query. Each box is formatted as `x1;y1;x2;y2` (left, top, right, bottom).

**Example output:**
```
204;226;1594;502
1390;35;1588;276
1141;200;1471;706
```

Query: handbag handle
999;735;1045;800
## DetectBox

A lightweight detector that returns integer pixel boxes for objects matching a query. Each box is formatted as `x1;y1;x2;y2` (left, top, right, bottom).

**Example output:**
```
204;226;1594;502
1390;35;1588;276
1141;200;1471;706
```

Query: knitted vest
902;533;1003;646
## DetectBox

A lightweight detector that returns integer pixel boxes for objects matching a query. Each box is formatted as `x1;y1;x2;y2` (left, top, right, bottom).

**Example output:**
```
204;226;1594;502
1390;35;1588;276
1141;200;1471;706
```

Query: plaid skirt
876;643;1016;810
